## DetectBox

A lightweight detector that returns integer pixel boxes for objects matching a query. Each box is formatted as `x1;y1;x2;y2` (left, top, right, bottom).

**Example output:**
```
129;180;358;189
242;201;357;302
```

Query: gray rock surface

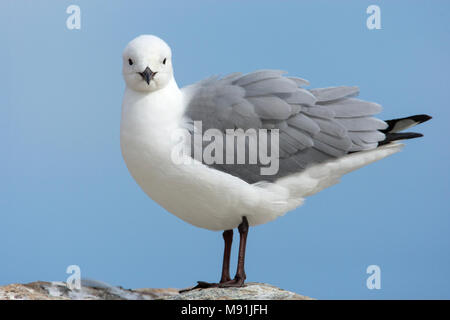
168;282;312;300
0;281;313;300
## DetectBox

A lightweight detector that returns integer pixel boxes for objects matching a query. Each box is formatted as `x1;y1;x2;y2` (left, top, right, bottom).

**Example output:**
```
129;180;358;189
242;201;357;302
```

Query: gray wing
181;70;387;184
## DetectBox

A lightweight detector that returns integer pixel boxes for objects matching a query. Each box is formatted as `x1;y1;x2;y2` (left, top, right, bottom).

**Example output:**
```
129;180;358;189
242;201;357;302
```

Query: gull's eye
128;58;133;66
163;58;167;65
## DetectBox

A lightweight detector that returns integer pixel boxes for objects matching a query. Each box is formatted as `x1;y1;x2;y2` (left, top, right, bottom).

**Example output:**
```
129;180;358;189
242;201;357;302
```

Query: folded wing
181;70;387;183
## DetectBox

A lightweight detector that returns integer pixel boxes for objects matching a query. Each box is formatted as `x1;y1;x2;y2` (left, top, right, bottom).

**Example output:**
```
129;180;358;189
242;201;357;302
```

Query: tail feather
379;114;431;145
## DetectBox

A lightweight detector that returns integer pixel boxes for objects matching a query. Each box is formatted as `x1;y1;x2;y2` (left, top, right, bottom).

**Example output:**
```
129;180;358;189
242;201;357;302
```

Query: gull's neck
122;77;183;128
121;76;185;171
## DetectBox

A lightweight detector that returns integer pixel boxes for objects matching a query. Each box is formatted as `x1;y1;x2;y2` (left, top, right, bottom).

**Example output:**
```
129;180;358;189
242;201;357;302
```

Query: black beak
139;67;156;85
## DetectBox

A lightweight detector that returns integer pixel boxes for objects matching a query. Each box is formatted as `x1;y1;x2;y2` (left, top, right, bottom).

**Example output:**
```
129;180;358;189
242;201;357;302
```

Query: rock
168;283;312;300
0;281;313;300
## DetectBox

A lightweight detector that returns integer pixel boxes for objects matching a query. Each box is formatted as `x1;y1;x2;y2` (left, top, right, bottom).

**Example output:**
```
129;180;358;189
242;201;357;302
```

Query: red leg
220;229;233;283
219;216;249;287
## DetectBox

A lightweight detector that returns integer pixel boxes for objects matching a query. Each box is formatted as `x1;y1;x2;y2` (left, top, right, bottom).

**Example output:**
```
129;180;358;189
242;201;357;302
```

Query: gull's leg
180;229;234;292
219;229;233;283
219;216;249;287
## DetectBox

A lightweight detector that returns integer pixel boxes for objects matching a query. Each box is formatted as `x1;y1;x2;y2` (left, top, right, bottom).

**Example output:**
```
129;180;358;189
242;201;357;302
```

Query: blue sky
0;0;449;299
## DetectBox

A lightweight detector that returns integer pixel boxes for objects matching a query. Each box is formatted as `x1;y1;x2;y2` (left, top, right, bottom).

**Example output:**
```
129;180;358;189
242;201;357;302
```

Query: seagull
120;35;431;289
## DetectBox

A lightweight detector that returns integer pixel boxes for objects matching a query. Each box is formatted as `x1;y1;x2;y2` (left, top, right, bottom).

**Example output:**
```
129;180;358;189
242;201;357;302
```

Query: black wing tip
382;114;432;134
379;132;424;146
385;114;432;125
410;114;432;124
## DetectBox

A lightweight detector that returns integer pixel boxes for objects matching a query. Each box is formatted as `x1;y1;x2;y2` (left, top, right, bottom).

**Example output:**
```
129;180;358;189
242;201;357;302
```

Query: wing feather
310;86;359;102
181;70;387;183
233;70;286;86
247;96;292;120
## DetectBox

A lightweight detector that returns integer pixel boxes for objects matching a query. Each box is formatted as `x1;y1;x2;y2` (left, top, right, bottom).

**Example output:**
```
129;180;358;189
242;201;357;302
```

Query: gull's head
122;35;173;93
